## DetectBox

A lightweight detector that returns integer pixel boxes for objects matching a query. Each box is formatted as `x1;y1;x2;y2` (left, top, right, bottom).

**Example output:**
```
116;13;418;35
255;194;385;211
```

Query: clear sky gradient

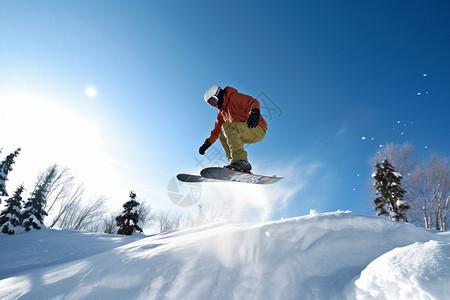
1;1;449;221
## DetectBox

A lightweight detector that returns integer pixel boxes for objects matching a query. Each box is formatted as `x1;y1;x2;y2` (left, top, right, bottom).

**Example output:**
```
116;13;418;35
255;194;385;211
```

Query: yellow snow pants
218;122;266;163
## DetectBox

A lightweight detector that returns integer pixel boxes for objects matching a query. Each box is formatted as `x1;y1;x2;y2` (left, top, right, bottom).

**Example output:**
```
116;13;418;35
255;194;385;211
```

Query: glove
246;108;260;129
199;139;212;155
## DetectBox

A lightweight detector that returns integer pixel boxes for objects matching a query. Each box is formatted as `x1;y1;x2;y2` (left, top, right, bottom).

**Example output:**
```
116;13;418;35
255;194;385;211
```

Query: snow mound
1;211;449;299
352;240;450;299
0;228;144;279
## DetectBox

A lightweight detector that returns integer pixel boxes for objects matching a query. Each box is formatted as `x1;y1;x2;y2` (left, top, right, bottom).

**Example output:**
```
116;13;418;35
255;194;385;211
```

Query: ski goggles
207;96;219;107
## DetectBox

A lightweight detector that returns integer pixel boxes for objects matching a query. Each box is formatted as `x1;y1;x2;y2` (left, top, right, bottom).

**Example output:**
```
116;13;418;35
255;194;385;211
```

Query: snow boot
224;160;252;173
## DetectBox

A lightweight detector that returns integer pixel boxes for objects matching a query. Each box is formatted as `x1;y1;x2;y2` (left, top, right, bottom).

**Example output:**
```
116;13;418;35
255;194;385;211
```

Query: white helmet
204;85;221;103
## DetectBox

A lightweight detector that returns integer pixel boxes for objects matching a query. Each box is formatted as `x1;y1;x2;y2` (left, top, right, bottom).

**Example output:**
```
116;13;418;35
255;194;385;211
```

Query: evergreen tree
0;148;21;203
21;167;56;231
0;185;25;235
372;159;410;222
116;191;143;235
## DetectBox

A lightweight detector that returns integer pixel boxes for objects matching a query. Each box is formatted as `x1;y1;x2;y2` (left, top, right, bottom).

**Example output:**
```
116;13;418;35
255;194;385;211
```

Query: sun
85;86;98;98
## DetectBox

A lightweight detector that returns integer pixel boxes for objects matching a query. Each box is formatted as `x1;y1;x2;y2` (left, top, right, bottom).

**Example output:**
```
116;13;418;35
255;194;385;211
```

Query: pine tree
372;159;410;222
0;185;25;235
0;148;21;203
116;191;143;235
21;167;56;231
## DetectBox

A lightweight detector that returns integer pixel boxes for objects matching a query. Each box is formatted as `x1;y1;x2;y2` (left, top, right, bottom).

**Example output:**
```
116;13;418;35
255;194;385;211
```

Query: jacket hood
222;86;237;109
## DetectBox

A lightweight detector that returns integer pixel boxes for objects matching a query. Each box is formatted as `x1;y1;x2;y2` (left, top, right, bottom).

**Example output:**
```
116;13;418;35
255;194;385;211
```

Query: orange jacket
207;86;268;144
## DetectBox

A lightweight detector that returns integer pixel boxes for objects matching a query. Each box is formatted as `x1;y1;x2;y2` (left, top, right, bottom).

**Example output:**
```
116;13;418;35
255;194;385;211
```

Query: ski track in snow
1;211;450;300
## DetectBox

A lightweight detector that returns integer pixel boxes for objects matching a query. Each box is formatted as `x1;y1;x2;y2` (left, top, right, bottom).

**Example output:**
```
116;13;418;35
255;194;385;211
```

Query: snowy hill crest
1;211;450;299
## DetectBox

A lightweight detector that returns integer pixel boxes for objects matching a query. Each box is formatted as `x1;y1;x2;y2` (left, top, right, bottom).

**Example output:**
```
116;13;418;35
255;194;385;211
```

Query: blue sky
1;1;449;221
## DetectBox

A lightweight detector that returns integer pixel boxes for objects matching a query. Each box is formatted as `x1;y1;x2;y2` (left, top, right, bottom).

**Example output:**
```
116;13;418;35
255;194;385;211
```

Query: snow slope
1;211;450;299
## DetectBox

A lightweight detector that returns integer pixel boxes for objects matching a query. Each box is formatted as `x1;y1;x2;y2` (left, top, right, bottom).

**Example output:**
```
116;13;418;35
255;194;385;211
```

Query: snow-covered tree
369;144;450;229
0;185;25;235
373;159;409;222
116;191;143;235
369;143;417;210
0;148;21;203
21;167;56;231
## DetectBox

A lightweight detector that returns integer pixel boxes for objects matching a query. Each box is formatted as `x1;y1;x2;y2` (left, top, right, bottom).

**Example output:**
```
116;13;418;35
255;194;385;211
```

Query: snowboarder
199;85;267;173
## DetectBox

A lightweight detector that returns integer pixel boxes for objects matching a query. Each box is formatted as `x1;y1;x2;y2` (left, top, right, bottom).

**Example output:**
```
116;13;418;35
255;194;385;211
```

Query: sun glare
1;93;121;204
85;86;98;98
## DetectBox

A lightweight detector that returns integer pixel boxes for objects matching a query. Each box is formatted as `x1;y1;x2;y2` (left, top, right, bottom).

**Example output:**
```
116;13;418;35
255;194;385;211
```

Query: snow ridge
1;211;449;299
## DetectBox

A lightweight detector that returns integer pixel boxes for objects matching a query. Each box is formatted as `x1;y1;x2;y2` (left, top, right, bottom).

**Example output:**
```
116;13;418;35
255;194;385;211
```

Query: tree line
2;143;449;235
0;147;181;235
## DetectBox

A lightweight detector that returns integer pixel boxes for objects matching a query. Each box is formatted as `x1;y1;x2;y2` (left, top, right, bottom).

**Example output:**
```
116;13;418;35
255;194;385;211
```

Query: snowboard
176;168;283;185
176;173;224;183
201;167;283;184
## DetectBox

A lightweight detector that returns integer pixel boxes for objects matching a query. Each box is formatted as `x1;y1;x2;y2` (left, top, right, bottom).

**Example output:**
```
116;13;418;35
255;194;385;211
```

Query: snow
352;241;450;299
0;164;6;179
0;220;14;233
392;171;402;178
1;211;449;299
397;199;408;206
0;165;7;196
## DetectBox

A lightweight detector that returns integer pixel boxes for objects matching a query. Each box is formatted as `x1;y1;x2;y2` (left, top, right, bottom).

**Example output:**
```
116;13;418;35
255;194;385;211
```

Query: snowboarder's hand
246;108;260;129
199;139;212;155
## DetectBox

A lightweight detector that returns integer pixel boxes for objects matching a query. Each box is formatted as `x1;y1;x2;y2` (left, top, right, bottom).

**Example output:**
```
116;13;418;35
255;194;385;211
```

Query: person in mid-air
199;85;267;173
